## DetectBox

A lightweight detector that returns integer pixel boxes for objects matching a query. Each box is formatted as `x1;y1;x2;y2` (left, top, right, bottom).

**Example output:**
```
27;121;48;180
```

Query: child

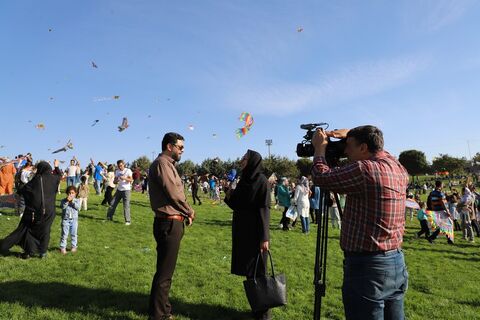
59;186;81;254
458;187;474;242
77;175;89;211
416;201;430;239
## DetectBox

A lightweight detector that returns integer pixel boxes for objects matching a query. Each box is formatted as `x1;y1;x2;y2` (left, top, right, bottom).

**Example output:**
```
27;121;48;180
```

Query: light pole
265;139;273;159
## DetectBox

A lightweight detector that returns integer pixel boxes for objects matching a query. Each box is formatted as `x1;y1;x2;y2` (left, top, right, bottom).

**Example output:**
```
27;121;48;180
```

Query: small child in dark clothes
416;201;430;239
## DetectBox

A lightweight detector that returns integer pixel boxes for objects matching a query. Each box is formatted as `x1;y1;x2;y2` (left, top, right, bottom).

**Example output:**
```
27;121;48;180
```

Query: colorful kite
52;140;73;154
36;123;45;130
118;117;129;132
405;199;420;209
236;112;254;138
425;210;454;241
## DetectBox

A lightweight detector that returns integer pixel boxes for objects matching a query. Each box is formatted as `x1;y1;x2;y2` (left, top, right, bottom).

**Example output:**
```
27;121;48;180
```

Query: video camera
296;123;347;165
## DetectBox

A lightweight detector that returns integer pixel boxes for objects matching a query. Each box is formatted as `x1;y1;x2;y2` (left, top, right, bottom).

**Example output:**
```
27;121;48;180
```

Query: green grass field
1;188;479;320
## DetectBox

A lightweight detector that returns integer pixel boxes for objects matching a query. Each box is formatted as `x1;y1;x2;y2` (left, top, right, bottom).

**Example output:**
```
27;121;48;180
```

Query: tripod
313;191;343;320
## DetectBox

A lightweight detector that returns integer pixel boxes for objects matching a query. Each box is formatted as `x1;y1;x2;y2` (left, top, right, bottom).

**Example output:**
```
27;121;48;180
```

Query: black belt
344;248;400;257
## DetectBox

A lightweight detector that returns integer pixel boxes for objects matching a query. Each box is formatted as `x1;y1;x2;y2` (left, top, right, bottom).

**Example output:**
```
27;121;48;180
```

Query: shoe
125;222;131;226
20;252;31;260
106;216;113;221
427;238;434;244
71;247;77;253
39;252;48;259
60;248;67;255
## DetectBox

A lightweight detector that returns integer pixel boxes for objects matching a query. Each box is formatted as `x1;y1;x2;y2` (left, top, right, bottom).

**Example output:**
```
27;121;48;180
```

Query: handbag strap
40;176;45;215
253;250;276;281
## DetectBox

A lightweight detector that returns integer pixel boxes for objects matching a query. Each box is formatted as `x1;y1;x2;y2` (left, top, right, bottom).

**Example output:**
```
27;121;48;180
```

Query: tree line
129;151;480;180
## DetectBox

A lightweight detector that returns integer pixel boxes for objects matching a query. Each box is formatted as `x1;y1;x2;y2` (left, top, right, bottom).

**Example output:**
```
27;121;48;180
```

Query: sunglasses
172;144;184;151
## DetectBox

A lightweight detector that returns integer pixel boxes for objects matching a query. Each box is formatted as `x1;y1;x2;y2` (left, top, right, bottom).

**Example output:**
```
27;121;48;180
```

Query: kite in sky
93;96;120;102
48;28;52;32
0;145;5;149
212;133;217;138
235;112;254;138
297;27;304;32
188;124;194;131
36;123;45;130
91;120;100;127
52;140;73;154
118;117;129;132
92;61;98;68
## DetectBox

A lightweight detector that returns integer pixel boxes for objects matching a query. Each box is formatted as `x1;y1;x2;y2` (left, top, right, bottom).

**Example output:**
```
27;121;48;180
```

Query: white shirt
115;168;133;191
67;165;77;177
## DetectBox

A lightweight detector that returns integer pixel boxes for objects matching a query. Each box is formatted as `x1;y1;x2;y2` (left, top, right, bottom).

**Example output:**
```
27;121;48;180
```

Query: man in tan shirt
148;132;195;320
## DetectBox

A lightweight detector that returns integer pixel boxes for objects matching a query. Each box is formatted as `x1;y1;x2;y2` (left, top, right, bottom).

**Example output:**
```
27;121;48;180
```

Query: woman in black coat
224;150;271;320
0;160;61;258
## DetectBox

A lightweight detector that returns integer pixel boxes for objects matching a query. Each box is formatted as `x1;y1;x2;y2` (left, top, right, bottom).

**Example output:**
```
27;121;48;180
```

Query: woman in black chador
0;160;61;258
224;150;271;320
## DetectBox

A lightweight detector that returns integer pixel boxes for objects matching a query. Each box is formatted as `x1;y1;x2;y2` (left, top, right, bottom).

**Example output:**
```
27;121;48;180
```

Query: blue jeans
66;176;76;187
94;179;102;195
342;249;408;320
60;218;78;248
300;216;310;233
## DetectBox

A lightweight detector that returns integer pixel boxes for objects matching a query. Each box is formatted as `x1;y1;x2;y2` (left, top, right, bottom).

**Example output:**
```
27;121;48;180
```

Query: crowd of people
1;125;480;320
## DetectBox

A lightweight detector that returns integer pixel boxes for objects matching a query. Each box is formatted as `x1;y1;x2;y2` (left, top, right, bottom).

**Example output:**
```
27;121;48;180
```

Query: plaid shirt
311;151;409;252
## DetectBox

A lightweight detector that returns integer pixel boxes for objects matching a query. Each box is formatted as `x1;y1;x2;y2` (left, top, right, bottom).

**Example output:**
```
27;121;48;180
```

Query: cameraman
311;125;409;320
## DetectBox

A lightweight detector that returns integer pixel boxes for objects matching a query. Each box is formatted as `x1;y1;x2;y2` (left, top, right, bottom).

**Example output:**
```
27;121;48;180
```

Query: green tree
472;152;480;164
131;155;151;172
296;158;313;177
198;158;226;177
398;150;429;176
431;154;468;174
263;155;299;179
177;160;196;176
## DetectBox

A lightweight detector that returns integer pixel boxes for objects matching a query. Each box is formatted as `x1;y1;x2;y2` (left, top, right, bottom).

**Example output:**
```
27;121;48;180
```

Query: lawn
1;188;479;320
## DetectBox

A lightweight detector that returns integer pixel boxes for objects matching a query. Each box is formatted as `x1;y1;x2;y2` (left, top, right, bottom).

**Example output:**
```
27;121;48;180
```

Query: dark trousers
245;252;271;320
310;208;319;224
149;218;184;320
192;188;201;205
472;219;480;237
417;220;430;238
428;228;453;243
279;207;290;231
454;219;462;231
101;186;114;205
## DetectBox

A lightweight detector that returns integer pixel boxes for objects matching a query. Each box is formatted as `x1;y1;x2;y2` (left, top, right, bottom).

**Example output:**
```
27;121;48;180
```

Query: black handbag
243;250;287;312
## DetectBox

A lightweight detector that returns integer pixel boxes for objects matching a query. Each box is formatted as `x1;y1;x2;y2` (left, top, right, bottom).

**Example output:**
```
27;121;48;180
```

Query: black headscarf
226;150;269;209
18;161;59;215
35;161;53;176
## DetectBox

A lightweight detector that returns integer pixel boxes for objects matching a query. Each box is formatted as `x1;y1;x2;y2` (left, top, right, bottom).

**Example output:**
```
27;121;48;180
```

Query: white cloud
225;55;431;115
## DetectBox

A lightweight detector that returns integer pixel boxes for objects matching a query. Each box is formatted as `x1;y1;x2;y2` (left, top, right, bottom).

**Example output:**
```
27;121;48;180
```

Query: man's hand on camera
312;128;328;157
326;128;349;139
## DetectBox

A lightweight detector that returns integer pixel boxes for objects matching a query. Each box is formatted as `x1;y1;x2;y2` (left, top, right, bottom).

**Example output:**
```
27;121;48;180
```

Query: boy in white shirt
106;160;133;225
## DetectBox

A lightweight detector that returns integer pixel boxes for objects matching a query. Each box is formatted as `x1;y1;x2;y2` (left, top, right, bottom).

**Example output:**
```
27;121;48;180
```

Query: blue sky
1;0;480;167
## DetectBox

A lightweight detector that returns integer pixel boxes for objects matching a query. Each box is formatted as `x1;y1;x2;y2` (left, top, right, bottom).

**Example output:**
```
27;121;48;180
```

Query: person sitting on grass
59;185;81;255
